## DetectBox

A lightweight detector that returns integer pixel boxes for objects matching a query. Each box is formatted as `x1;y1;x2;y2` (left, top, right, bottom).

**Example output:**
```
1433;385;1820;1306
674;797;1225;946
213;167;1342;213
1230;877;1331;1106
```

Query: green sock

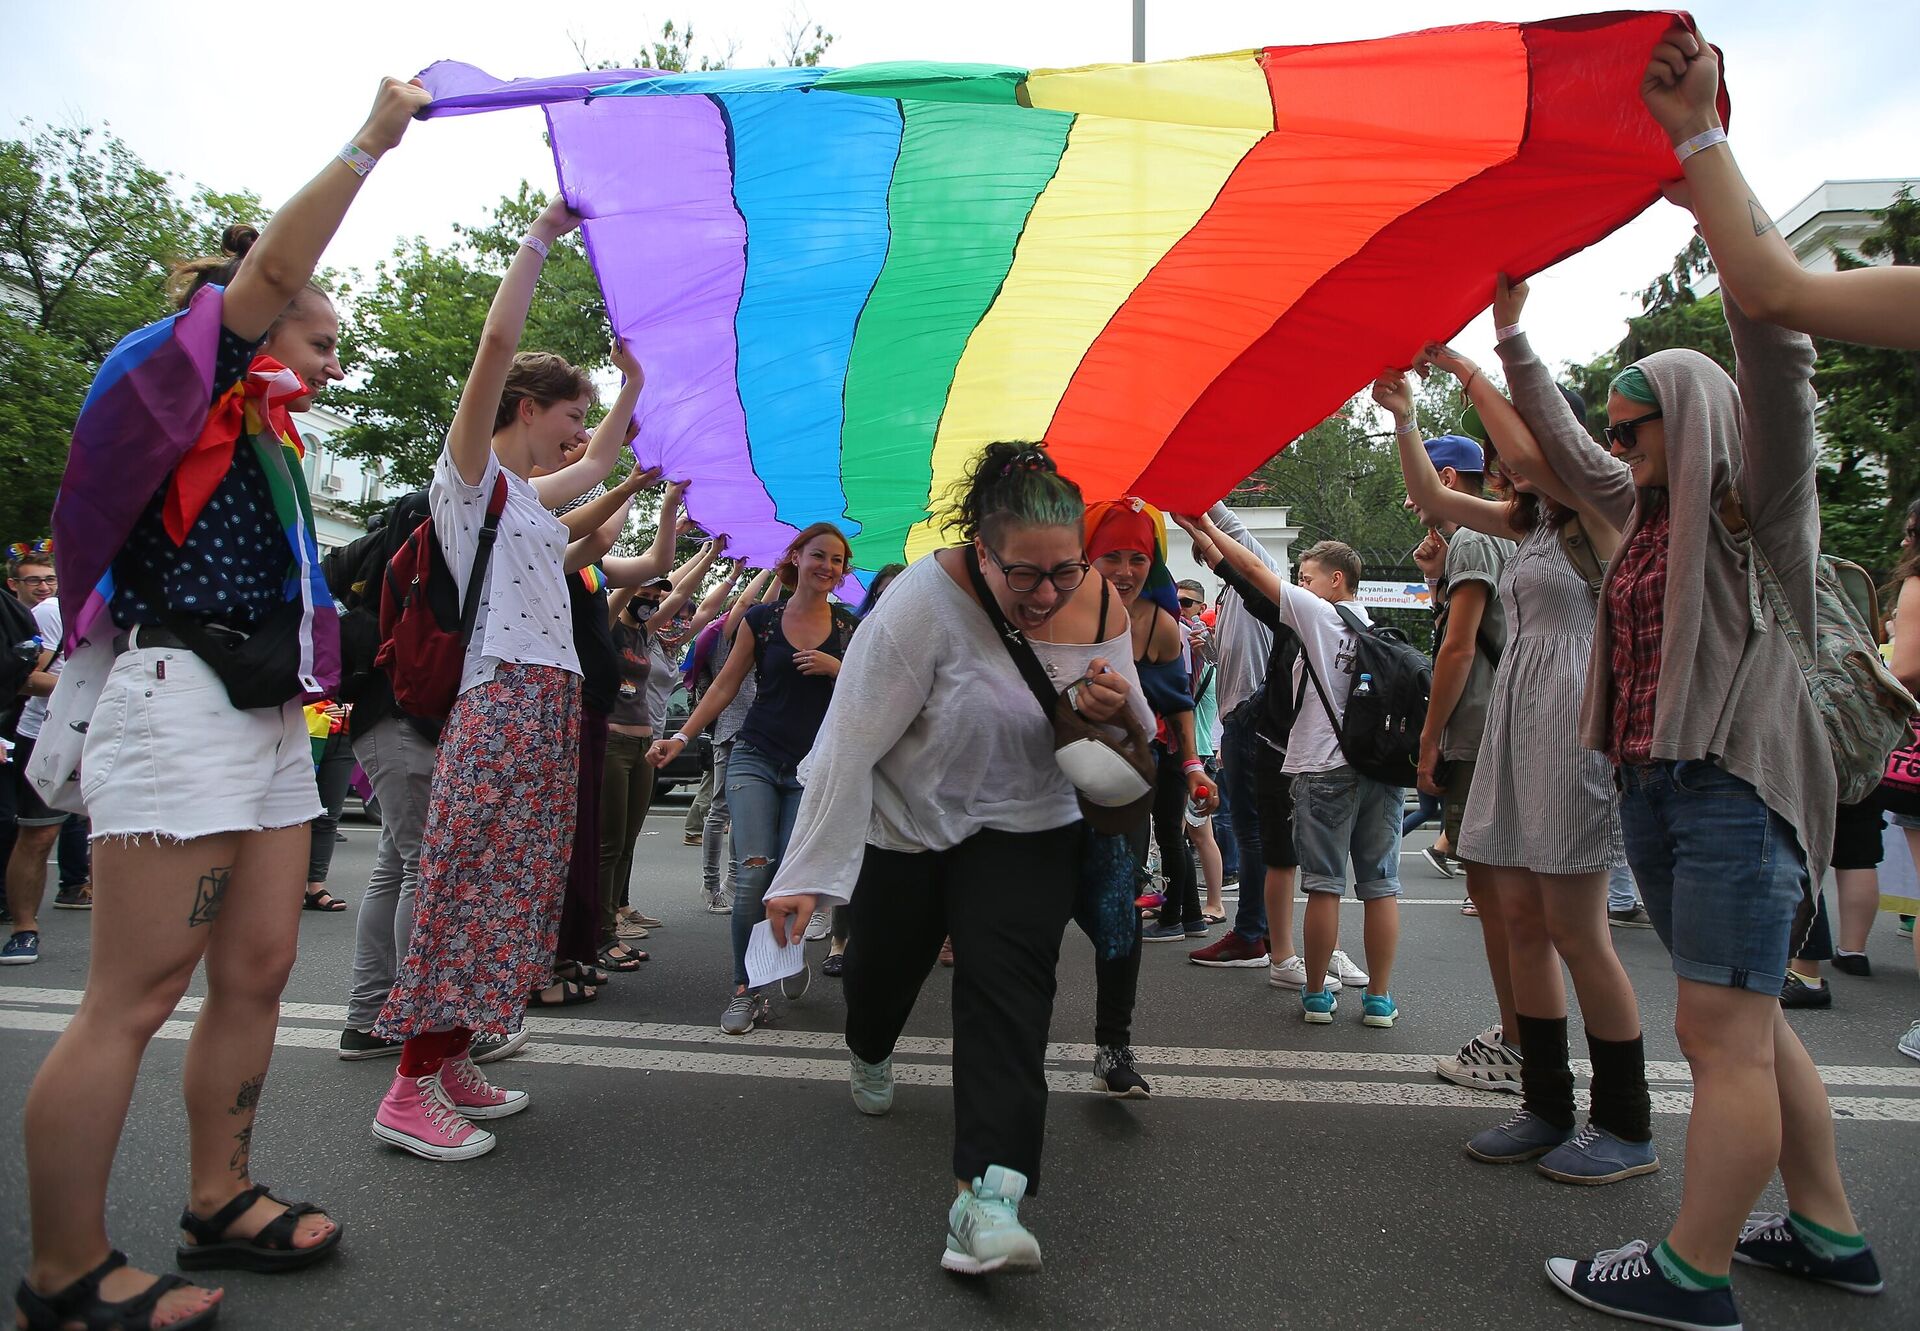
1653;1241;1730;1291
1788;1211;1866;1260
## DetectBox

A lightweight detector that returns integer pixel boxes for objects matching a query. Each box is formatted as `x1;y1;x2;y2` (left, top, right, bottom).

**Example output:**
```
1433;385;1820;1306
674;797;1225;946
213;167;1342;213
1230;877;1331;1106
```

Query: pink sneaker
438;1054;530;1120
372;1071;497;1160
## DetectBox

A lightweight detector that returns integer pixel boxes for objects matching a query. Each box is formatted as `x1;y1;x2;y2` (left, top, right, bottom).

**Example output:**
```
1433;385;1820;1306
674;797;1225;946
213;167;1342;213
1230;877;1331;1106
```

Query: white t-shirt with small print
431;445;580;697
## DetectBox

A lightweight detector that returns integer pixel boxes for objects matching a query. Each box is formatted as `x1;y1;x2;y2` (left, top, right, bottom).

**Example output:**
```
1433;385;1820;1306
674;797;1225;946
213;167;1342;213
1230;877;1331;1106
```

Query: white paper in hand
745;918;807;989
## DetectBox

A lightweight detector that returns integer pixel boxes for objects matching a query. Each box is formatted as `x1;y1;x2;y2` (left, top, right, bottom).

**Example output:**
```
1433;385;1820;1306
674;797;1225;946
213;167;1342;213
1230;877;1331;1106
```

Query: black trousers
843;822;1080;1192
1152;746;1200;928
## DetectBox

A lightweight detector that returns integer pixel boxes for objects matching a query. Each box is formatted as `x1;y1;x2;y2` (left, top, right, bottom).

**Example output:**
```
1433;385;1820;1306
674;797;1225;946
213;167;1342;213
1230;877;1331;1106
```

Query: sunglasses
982;543;1089;594
1604;409;1662;451
1178;597;1203;609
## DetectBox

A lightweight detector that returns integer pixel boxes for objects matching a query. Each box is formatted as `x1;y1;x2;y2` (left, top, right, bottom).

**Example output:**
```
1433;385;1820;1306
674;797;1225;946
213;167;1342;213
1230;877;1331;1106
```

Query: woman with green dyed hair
760;440;1153;1277
1488;275;1883;1329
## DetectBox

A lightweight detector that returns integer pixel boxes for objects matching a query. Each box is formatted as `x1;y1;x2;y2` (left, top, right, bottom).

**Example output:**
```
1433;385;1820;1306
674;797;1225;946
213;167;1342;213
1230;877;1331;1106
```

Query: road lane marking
4;1000;1918;1113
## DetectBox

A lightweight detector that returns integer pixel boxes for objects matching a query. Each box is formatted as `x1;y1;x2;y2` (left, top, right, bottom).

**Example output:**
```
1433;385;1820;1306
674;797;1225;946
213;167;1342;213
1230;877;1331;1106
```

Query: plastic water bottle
1352;672;1374;698
1184;785;1211;827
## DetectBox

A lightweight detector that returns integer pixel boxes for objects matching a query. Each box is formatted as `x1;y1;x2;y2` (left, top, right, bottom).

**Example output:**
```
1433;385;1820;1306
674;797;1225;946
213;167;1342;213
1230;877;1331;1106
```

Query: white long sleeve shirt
766;556;1150;905
1207;502;1280;716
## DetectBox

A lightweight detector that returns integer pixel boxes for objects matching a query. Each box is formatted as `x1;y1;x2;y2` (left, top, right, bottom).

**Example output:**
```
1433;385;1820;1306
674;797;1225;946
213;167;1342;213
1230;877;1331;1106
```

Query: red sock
397;1028;470;1077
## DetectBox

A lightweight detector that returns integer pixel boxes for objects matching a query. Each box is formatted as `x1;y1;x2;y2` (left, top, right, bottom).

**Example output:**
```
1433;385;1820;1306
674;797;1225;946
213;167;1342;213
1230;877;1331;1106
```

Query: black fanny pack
123;562;307;710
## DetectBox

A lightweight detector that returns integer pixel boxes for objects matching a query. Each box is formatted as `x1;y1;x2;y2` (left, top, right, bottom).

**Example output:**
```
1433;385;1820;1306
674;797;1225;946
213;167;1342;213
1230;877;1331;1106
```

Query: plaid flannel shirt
1606;500;1670;765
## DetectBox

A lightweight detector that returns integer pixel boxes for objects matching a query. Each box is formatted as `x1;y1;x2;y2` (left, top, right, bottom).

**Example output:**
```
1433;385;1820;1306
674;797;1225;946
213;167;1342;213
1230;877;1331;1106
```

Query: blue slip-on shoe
1301;989;1337;1024
1545;1241;1740;1331
0;930;40;965
1466;1108;1576;1164
1733;1212;1883;1294
1361;992;1398;1028
1538;1123;1660;1186
943;1166;1042;1275
1141;920;1190;943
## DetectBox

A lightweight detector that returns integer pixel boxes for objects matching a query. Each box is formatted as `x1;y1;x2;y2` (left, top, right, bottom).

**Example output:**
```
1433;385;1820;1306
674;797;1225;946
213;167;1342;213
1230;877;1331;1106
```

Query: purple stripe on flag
546;95;793;564
417;61;661;117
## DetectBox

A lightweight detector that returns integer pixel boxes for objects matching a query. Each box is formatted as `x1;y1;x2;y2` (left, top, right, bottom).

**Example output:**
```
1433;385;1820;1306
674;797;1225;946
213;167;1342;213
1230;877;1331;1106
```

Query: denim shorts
1618;760;1807;996
1290;766;1403;900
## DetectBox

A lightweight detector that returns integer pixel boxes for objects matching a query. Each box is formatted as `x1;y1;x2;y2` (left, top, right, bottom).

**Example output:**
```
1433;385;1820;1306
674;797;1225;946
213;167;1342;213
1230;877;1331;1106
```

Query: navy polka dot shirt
110;327;292;629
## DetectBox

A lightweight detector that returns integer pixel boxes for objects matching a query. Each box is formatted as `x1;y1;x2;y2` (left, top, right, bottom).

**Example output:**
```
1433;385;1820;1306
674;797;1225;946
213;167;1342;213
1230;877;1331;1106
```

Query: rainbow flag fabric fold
419;11;1712;575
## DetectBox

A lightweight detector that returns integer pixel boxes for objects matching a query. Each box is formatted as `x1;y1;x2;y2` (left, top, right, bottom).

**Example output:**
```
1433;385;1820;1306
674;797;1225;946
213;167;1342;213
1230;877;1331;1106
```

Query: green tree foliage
0;122;265;543
1564;197;1919;574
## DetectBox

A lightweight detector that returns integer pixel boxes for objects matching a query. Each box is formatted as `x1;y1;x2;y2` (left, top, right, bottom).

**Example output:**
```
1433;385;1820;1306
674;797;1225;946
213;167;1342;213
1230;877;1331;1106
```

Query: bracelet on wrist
337;143;378;178
1394;420;1419;437
1181;758;1205;774
1494;322;1522;343
671;730;693;747
1673;125;1728;165
521;233;552;261
1462;369;1480;395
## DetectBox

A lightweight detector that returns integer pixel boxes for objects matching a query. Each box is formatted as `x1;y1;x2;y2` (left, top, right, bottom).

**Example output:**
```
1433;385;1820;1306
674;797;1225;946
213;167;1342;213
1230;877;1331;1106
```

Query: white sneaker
1267;954;1338;991
1898;1021;1920;1063
803;909;832;942
1329;949;1369;989
1434;1024;1523;1094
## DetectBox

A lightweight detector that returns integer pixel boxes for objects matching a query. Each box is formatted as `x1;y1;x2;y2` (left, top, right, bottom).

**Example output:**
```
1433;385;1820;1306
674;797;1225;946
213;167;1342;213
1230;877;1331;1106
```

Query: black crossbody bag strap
458;473;510;649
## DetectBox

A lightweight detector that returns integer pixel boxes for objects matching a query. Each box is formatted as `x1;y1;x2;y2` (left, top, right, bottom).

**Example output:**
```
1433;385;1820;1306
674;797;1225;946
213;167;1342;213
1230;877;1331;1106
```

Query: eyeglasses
982;544;1089;594
1604;409;1663;450
13;575;55;588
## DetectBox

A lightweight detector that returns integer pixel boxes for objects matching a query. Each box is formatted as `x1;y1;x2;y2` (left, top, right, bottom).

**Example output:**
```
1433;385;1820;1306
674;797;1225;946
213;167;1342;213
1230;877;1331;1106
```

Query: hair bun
221;223;260;258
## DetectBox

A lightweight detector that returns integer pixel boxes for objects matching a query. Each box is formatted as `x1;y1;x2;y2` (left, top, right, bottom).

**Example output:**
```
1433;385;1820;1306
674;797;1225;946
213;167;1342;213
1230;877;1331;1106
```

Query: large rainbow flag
419;11;1712;574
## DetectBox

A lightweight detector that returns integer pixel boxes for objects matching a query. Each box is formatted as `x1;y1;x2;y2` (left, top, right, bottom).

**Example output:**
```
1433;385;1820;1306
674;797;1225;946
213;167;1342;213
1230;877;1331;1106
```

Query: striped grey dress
1456;520;1620;874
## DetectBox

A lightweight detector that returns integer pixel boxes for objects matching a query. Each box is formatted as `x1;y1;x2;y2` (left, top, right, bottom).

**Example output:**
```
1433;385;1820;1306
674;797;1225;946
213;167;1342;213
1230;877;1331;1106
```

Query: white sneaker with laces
803;909;832;942
1269;954;1338;991
1434;1023;1523;1093
1329;949;1369;989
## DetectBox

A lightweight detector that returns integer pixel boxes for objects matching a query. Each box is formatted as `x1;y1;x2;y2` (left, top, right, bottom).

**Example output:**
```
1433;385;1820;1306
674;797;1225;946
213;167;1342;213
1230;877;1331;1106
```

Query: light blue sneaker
1301;989;1337;1024
850;1054;894;1116
942;1166;1042;1275
0;930;40;965
1466;1107;1576;1164
1361;992;1398;1028
1537;1123;1660;1185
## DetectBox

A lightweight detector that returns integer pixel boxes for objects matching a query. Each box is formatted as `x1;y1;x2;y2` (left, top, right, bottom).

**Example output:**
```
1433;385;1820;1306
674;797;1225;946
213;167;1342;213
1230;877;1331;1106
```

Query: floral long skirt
375;663;580;1039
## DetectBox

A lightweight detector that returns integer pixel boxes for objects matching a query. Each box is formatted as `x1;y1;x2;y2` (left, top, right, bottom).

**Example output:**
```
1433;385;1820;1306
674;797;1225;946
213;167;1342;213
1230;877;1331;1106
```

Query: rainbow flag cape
418;11;1715;576
54;285;339;692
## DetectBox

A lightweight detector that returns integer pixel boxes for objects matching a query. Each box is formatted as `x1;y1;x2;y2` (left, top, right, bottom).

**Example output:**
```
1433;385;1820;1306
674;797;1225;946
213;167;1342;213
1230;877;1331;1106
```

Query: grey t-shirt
1437;526;1513;761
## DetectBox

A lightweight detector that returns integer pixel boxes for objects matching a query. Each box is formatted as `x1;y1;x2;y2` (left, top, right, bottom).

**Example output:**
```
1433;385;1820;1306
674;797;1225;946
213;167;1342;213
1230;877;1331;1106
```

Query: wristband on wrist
1181;758;1205;774
1394;420;1419;437
1494;322;1522;342
338;143;378;178
671;730;693;748
1673;125;1728;165
521;233;552;261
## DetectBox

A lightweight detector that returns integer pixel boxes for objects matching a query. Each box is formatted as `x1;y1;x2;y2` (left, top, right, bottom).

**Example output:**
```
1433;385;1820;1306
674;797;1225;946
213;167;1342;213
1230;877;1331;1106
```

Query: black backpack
322;490;432;709
1;592;43;730
1297;604;1431;788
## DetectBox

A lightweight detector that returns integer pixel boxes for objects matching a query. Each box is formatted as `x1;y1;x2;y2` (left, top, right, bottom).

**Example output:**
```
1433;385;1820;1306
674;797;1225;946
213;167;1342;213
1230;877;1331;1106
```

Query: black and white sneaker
471;1029;532;1065
1092;1045;1151;1099
338;1027;403;1060
1421;846;1458;878
1545;1241;1741;1330
1434;1024;1523;1094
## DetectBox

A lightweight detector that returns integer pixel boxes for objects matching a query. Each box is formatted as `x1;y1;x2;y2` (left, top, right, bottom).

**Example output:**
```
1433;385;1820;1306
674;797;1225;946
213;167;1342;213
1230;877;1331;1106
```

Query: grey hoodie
1497;296;1834;881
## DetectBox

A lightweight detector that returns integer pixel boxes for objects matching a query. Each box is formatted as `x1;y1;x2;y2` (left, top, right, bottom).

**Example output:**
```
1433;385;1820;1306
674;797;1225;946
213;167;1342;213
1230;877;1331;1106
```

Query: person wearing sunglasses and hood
1489;275;1881;1329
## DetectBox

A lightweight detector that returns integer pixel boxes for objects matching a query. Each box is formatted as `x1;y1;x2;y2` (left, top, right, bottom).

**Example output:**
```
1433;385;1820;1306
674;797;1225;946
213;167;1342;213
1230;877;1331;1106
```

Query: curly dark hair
939;441;1085;545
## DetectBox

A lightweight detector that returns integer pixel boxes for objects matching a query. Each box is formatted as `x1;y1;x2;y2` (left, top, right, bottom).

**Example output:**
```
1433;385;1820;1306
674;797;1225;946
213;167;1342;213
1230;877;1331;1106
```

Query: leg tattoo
187;865;232;928
230;1073;265;1115
228;1074;264;1176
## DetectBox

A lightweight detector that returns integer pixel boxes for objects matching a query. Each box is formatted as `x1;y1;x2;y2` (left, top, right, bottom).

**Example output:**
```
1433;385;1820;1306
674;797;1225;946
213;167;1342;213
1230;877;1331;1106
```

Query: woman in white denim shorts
13;82;430;1331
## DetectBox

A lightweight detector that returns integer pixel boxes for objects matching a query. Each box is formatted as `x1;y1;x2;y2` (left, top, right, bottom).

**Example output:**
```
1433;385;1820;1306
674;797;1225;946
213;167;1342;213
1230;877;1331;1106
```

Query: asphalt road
3;802;1917;1331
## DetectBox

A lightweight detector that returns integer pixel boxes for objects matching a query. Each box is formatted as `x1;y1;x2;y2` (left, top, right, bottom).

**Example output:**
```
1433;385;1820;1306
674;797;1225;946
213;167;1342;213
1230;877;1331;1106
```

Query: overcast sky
8;1;1917;423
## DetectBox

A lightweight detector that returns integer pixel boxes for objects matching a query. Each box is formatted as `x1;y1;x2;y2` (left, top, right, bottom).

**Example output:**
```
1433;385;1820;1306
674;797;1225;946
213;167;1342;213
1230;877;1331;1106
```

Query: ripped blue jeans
727;740;806;988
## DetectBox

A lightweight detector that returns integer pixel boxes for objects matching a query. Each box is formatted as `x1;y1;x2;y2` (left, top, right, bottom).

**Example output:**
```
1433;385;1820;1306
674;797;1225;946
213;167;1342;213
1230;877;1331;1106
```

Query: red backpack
374;473;508;722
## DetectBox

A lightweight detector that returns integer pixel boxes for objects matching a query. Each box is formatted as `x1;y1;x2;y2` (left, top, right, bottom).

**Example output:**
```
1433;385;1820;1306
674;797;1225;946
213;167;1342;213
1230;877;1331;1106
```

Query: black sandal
302;889;346;913
597;942;646;971
557;960;610;987
176;1183;342;1274
15;1249;220;1330
529;978;598;1008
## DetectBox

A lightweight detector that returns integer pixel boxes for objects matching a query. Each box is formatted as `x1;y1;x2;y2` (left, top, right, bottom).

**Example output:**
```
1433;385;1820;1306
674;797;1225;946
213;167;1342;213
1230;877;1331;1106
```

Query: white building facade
290;403;396;550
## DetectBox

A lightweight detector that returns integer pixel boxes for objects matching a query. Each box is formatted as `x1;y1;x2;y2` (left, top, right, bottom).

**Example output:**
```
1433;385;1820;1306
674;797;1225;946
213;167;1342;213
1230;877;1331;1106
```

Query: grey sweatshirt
1497;297;1834;880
